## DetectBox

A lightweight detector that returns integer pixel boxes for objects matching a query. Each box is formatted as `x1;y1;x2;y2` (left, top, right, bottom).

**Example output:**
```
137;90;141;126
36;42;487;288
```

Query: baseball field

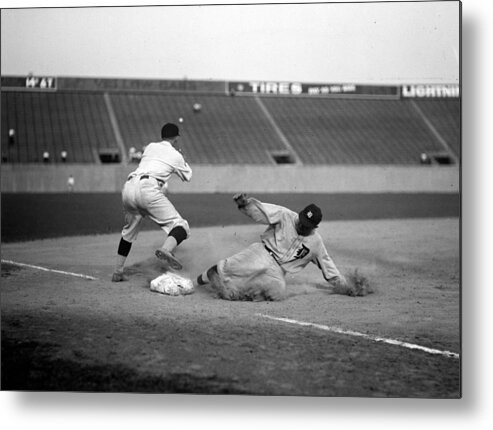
1;192;460;397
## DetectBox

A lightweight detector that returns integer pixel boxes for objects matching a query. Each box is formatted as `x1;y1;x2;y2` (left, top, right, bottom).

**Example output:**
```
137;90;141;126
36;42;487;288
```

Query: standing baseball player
195;193;348;300
112;123;192;282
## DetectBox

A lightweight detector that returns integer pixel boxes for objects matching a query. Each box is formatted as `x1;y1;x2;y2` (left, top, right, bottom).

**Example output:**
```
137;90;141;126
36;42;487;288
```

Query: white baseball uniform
215;198;341;300
120;140;192;242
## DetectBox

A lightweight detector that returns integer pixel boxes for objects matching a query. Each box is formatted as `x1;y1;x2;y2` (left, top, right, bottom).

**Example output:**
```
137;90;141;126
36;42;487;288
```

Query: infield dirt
1;218;460;397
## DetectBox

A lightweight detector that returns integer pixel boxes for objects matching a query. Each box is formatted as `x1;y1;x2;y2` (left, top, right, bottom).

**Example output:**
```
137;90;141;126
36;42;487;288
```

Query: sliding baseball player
196;193;348;300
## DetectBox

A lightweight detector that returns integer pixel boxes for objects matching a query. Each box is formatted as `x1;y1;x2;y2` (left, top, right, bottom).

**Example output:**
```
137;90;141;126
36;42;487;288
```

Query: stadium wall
1;164;459;193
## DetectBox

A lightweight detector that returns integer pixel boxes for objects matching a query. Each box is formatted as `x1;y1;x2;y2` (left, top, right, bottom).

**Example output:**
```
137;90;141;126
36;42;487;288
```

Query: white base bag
150;272;194;296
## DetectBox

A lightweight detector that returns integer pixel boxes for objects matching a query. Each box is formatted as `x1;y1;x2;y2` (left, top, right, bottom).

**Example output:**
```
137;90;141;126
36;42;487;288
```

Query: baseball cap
298;204;322;228
161;123;180;139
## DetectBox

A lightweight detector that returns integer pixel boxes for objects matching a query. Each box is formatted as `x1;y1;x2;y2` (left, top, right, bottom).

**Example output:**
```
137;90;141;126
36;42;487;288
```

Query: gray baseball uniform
214;197;341;300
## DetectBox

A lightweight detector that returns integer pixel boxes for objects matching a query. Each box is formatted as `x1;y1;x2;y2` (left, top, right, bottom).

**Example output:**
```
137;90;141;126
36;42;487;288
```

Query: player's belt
139;175;165;187
264;244;280;264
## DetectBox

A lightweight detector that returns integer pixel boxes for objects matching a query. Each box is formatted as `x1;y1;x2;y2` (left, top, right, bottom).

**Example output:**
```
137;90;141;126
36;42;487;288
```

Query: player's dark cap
161;123;180;139
298;204;322;228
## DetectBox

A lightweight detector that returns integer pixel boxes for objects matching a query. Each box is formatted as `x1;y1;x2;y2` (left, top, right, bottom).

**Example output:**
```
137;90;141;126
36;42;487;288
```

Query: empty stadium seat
1;92;117;163
1;88;460;165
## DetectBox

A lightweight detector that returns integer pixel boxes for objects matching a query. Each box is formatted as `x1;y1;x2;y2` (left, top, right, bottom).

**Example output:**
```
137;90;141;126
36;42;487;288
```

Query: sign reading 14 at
25;76;56;89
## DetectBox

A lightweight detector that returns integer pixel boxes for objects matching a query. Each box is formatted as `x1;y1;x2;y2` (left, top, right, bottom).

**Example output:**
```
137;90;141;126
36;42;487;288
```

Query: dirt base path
1;218;460;397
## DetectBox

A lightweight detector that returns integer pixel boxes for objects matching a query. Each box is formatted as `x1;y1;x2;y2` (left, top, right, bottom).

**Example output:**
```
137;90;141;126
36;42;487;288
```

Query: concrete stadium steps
261;98;454;165
412;99;460;158
1;92;116;163
109;93;287;164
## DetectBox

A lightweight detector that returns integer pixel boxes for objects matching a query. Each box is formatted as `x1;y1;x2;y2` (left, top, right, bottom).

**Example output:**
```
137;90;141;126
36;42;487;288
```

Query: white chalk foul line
257;314;459;360
1;259;97;280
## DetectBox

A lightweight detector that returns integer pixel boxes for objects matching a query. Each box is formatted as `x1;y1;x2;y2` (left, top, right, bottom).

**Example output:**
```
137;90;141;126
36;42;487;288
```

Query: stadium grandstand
1;76;459;167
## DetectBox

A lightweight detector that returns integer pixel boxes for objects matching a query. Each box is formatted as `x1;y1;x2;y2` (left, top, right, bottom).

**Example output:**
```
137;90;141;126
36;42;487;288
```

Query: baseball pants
120;175;190;242
214;242;286;301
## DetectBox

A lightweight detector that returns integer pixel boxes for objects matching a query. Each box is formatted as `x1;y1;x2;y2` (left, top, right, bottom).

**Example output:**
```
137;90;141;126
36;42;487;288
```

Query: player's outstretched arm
232;193;287;225
233;192;249;208
232;193;271;224
327;275;349;291
327;272;373;297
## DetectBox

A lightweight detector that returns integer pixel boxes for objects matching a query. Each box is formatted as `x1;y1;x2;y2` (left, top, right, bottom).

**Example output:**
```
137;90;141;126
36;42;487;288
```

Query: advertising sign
228;81;399;97
401;84;460;98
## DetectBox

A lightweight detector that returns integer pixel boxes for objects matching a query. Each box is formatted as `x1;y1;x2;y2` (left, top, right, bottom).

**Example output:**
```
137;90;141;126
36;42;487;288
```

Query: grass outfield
1;192;460;242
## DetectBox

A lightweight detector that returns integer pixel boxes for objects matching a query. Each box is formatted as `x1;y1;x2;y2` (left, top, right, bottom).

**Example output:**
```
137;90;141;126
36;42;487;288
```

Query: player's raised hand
233;193;249;208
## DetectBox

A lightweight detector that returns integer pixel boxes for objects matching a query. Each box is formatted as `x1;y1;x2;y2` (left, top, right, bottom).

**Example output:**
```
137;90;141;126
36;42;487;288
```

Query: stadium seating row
2;92;115;163
1;90;460;165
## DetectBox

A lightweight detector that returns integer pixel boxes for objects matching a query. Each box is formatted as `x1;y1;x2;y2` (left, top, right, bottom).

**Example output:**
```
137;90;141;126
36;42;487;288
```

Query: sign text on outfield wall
0;76;57;90
25;76;57;89
58;77;224;93
228;81;399;97
402;84;460;98
1;76;457;98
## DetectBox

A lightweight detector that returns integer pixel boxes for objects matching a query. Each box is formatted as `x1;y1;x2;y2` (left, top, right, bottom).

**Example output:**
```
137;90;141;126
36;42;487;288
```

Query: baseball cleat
111;271;128;282
155;249;183;270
